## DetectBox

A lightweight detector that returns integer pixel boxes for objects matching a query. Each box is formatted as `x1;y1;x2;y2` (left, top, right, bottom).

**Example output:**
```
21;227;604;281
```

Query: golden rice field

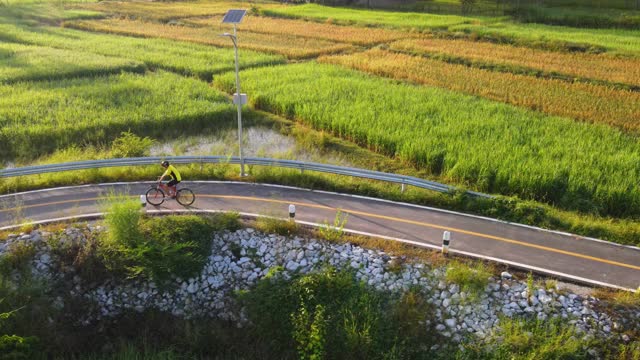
320;48;640;132
66;19;354;59
187;15;410;46
70;1;283;21
389;38;640;88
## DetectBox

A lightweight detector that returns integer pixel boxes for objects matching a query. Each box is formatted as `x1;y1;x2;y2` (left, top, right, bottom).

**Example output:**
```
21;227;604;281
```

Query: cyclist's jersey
163;165;182;182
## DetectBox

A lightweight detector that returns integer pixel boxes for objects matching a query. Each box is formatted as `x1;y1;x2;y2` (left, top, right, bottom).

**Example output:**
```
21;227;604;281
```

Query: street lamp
220;9;247;176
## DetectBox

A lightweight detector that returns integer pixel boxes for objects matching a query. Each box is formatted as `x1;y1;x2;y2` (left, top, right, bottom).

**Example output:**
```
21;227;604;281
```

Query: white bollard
140;195;147;207
289;204;296;221
442;231;451;255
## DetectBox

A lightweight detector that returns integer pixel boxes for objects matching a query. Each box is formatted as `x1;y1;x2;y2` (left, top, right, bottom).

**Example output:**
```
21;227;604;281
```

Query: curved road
0;181;638;291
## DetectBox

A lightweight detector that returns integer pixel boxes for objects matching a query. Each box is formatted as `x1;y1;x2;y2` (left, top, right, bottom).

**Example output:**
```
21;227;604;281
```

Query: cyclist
159;160;181;198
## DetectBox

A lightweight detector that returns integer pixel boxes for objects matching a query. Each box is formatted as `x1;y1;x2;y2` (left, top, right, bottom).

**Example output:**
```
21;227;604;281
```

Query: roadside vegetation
0;212;637;359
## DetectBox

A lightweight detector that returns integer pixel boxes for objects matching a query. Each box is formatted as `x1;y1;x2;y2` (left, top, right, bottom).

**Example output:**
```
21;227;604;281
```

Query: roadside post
289;204;296;222
442;231;451;255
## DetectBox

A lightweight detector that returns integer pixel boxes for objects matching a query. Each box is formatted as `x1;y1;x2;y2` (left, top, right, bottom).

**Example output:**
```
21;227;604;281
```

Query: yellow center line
205;195;640;271
2;194;639;271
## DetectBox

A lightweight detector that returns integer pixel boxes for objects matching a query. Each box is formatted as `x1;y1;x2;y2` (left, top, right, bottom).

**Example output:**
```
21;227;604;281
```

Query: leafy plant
256;216;298;236
445;260;491;301
318;210;348;242
110;131;155;158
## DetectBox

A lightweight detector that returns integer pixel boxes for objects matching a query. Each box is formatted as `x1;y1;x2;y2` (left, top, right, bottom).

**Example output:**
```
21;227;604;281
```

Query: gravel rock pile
2;226;638;345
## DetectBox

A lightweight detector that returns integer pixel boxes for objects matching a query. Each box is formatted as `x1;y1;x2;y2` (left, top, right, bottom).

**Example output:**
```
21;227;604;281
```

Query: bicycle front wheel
176;188;195;206
146;187;165;206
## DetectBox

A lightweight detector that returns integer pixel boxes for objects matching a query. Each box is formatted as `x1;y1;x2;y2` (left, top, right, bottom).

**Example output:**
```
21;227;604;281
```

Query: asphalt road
0;181;638;291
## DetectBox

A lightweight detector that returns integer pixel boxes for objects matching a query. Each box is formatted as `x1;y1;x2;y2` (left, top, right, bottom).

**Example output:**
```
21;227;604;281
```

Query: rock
500;271;512;279
435;324;446;332
187;283;197;294
442;298;451;308
445;318;456;328
286;261;299;271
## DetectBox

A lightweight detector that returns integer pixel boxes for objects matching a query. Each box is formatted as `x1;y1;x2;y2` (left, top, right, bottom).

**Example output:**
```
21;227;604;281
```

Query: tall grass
187;14;408;46
214;62;640;218
261;3;479;30
0;71;235;161
320;48;640;132
0;41;145;84
0;3;102;25
460;317;595;359
72;1;283;22
450;21;640;56
389;37;640;88
0;22;285;80
66;18;354;59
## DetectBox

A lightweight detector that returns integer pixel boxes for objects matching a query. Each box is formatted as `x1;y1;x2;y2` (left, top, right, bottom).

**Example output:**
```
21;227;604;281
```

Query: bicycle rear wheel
176;188;195;206
146;187;165;206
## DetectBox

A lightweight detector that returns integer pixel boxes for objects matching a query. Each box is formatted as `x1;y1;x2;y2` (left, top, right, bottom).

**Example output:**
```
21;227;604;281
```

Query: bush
100;214;214;285
239;267;439;359
461;317;594;359
110;131;155;158
0;334;38;360
256;216;298;236
445;260;492;301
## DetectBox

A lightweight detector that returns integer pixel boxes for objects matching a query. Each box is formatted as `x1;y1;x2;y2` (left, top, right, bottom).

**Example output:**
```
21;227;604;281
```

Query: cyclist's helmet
161;160;169;167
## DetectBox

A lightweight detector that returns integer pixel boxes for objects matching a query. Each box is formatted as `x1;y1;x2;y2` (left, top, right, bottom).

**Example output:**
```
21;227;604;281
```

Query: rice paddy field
1;0;639;232
214;62;640;217
319;48;640;132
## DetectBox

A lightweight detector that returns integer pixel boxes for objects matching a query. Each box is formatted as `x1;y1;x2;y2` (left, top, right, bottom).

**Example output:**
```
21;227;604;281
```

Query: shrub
0;334;38;360
110;131;155;158
256;216;298;236
239;267;439;359
462;317;594;359
100;194;142;248
0;242;36;276
445;260;492;301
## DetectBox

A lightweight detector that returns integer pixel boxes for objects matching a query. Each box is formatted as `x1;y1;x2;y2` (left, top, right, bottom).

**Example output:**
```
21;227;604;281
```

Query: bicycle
145;181;195;206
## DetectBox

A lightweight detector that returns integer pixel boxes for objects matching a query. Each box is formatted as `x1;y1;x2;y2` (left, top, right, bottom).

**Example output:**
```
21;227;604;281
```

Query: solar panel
222;9;247;24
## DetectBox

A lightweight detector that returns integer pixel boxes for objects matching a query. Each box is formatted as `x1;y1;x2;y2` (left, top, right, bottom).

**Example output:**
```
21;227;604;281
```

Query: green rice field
0;41;145;83
0;0;638;228
214;62;640;217
0;71;234;161
0;23;285;79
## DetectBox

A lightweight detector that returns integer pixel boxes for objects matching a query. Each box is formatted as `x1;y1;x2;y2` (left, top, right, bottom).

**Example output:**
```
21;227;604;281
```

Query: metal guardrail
0;156;492;198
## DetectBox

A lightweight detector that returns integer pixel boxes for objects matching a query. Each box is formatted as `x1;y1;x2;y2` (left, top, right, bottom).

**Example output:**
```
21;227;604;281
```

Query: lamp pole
221;9;247;177
231;25;245;177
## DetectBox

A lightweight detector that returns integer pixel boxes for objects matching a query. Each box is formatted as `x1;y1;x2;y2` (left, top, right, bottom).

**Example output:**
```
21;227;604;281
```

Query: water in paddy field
150;126;352;166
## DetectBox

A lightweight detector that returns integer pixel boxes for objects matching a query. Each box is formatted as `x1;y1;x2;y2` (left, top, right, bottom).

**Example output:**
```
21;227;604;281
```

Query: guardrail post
401;182;406;193
140;195;147;208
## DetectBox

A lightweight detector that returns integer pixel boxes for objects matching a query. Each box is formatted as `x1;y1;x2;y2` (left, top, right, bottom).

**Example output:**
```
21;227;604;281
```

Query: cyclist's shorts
167;179;180;187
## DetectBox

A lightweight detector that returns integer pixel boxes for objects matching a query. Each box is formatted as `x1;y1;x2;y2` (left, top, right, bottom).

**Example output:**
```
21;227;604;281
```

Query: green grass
0;71;235;162
0;3;102;25
261;3;482;30
460;317;595;359
0;41;145;84
512;5;640;29
0;23;285;80
450;21;640;56
445;260;492;301
214;62;640;218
